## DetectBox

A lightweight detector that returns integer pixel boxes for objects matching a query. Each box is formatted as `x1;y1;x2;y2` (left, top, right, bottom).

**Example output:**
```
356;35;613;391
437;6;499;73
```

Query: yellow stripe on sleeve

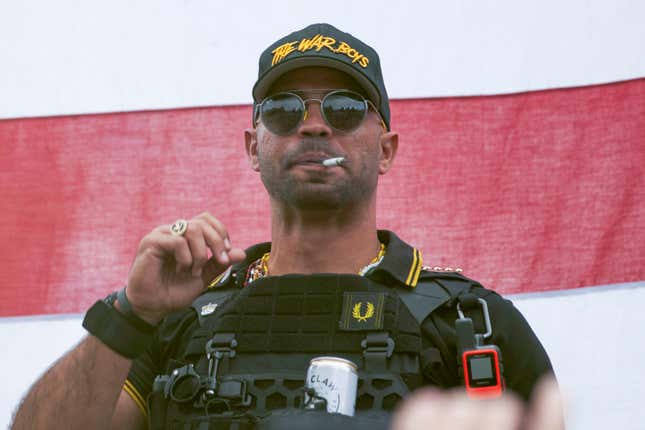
123;379;147;418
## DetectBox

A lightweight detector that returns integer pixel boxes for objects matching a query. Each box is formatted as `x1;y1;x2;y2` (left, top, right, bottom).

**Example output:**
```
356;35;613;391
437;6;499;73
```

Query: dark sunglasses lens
323;92;367;132
261;94;303;135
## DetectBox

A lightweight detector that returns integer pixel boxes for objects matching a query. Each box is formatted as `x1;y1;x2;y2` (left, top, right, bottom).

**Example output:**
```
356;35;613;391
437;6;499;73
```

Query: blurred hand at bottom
390;376;564;430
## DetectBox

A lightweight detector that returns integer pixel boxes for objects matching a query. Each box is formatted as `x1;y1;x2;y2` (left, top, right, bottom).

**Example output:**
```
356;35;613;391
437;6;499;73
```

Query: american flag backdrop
1;1;644;428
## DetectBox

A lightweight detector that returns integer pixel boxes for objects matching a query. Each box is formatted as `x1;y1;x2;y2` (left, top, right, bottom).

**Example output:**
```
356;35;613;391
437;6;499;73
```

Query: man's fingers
227;248;246;264
147;214;243;279
391;389;443;429
438;391;522;430
524;376;565;430
201;247;246;284
199;221;231;266
171;236;193;273
182;221;211;277
480;394;523;429
391;388;523;430
139;229;193;272
185;217;236;272
196;212;231;251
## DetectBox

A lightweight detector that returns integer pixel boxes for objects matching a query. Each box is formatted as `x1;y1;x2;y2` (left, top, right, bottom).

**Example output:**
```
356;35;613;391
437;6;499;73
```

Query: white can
304;356;358;416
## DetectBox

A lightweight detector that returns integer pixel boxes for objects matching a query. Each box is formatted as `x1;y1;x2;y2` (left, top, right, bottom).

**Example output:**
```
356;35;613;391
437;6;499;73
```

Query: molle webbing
149;274;433;427
183;274;421;358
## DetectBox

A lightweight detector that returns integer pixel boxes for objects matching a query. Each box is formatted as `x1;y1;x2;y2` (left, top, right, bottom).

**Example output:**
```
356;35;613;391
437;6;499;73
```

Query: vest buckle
203;333;238;400
361;331;395;358
361;331;395;371
206;333;238;358
200;333;251;410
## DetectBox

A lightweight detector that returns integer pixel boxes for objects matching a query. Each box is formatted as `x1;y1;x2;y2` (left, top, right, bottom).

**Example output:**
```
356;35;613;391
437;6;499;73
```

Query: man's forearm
12;335;132;430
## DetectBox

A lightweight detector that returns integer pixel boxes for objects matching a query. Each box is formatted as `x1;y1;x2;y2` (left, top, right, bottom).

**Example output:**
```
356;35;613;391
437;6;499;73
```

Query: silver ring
170;219;189;236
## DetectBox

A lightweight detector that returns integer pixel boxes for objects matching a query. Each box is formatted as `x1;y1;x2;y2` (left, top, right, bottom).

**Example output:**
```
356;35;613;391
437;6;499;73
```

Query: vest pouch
356;368;418;412
419;346;455;387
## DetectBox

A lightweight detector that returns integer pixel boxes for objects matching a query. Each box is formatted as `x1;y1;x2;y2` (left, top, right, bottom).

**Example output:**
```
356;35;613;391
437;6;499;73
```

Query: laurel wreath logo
352;301;375;322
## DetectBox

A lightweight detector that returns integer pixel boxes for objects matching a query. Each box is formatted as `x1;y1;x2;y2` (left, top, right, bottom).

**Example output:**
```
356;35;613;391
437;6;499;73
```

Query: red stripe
1;79;644;316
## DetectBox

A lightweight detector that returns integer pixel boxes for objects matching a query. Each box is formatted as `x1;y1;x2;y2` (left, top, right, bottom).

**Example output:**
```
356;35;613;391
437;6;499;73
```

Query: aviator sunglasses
254;89;384;135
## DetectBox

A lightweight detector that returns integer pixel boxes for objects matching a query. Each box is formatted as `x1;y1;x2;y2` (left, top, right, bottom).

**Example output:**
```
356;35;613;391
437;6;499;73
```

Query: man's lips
288;153;343;167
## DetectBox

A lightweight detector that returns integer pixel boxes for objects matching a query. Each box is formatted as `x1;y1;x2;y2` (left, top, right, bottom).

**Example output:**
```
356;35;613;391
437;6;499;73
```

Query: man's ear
378;131;399;174
244;128;260;172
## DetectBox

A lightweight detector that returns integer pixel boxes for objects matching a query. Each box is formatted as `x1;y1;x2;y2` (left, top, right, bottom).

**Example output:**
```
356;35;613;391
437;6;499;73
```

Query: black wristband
82;293;157;359
117;286;135;315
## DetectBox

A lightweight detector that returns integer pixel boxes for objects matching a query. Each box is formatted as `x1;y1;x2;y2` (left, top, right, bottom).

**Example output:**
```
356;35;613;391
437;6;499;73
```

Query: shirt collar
371;230;423;288
223;230;422;288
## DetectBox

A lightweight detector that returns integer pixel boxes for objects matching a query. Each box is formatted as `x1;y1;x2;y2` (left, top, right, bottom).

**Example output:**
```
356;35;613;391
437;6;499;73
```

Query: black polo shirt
124;230;553;418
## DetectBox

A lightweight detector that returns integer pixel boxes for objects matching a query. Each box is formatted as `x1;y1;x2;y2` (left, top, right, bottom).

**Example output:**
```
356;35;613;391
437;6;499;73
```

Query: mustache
282;139;344;167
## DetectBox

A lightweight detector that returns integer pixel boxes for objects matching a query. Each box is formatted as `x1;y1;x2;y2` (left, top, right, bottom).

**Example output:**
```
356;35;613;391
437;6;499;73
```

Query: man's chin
263;175;374;211
286;189;346;211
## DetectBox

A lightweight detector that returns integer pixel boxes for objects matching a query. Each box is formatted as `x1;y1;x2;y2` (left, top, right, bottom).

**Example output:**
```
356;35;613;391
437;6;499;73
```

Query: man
12;23;554;429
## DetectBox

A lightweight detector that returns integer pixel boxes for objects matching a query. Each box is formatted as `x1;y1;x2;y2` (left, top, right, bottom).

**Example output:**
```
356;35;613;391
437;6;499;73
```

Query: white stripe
1;0;644;119
509;281;645;429
1;281;643;428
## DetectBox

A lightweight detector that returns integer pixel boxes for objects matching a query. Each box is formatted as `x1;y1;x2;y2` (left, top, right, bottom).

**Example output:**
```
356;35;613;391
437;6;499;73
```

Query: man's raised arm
11;213;245;429
12;335;144;429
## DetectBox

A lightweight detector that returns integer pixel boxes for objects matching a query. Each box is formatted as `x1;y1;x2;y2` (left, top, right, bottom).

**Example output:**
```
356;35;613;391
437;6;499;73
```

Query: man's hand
124;212;246;325
390;376;564;430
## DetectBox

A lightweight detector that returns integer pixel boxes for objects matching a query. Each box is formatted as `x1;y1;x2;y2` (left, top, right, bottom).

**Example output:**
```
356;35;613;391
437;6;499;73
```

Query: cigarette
322;157;345;167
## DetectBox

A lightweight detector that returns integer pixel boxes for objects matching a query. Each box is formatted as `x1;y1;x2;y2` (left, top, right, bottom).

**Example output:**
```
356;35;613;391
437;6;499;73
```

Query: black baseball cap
252;23;391;130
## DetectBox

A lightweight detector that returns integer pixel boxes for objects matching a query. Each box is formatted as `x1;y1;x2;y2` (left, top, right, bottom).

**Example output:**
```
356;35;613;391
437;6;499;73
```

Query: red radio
462;347;504;398
456;297;505;399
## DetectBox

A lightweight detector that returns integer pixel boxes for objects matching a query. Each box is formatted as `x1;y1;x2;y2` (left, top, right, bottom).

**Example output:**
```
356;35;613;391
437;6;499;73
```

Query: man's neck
267;203;381;275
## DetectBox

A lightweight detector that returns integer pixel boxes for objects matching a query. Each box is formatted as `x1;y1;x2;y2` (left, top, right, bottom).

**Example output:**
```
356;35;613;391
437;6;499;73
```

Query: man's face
248;67;394;211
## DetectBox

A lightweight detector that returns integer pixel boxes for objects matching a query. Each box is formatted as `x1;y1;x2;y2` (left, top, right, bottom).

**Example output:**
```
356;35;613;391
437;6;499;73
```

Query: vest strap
397;280;451;325
203;333;241;402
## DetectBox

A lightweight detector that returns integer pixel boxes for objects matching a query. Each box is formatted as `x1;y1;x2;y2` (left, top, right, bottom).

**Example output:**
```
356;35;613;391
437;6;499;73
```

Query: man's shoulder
415;265;511;314
390;265;483;323
417;266;483;293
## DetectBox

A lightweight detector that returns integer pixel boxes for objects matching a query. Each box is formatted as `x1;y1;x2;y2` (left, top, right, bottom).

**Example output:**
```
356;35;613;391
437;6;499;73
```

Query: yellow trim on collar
371;243;387;265
123;379;147;418
207;270;227;289
405;248;423;287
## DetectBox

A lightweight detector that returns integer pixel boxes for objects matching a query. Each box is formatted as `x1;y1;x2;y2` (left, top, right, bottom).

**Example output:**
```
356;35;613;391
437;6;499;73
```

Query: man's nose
297;102;332;137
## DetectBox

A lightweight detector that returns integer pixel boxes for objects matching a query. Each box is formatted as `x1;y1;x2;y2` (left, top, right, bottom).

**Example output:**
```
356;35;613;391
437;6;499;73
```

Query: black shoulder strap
429;272;489;333
397;271;475;325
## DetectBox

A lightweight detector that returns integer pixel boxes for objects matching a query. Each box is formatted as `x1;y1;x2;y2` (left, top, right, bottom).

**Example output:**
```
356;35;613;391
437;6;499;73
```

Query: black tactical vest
148;273;465;430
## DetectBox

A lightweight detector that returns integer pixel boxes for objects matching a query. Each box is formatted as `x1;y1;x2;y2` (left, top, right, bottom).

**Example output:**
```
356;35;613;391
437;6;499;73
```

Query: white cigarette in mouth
322;157;345;167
